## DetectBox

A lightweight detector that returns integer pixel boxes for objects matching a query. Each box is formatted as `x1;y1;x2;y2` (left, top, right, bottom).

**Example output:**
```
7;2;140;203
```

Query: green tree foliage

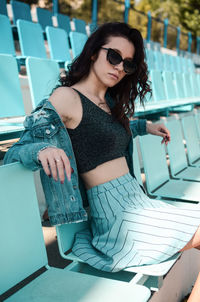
43;0;125;23
135;0;200;49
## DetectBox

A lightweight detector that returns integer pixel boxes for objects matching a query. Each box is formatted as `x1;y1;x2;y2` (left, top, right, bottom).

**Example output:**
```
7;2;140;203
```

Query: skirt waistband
87;172;133;198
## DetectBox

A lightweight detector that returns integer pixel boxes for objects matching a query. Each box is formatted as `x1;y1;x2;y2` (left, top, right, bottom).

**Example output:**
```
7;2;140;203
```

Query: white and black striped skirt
72;173;200;272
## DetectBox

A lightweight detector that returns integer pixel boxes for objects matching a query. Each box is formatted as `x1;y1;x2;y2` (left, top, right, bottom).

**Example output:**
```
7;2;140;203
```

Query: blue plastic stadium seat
10;0;32;24
0;54;25;118
166;118;200;181
0;163;151;302
139;132;200;202
0;0;8;16
73;17;87;35
26;57;60;108
0;14;15;56
46;26;71;65
36;7;53;31
17;19;47;60
69;31;88;59
0;54;25;140
181;115;200;167
56;12;71;34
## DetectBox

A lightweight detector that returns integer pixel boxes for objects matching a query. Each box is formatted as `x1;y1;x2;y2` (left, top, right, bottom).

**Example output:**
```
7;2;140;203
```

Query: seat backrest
0;0;8;16
165;119;188;176
56;13;71;33
69;31;88;59
0;14;15;56
150;70;167;101
46;26;71;62
73;17;87;35
162;54;171;72
26;57;60;108
0;54;25;118
162;71;178;100
139;133;169;193
36;7;53;31
56;220;89;255
153;51;163;71
145;49;156;70
173;72;186;98
11;0;32;24
0;163;48;294
190;73;200;97
194;111;200;138
187;58;195;72
181;115;200;164
17;19;47;59
182;73;194;97
132;139;143;186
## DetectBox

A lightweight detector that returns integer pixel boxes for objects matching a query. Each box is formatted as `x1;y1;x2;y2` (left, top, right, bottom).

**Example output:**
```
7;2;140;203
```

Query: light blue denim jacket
4;99;147;226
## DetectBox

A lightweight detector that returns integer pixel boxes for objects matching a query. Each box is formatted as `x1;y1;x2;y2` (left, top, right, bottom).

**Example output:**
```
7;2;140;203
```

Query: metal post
187;31;192;53
92;0;98;25
147;11;152;42
163;18;168;48
124;0;130;24
197;37;200;55
52;0;59;15
176;26;181;54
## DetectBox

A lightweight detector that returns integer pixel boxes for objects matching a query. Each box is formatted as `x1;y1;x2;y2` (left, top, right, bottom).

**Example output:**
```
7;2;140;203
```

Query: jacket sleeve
3;118;56;171
129;119;147;138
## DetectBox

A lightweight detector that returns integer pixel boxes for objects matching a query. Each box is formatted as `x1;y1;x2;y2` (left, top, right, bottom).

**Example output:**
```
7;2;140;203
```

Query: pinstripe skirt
72;173;200;272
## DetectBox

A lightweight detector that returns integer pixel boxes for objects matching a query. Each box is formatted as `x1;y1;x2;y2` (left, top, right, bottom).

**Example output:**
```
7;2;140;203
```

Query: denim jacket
4;99;147;226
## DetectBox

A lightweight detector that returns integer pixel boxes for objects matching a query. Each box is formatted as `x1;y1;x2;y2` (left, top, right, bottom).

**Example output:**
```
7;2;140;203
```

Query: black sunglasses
101;47;136;75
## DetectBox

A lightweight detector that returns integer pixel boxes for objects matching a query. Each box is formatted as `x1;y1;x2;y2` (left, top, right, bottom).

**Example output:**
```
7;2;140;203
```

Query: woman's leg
187;272;200;302
179;226;200;252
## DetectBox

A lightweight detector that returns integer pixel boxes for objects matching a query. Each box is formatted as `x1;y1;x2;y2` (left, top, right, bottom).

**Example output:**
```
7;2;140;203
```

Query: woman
4;22;200;272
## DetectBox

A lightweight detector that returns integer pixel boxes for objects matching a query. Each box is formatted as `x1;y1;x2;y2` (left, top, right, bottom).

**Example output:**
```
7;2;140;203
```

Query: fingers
60;152;71;182
158;125;170;145
38;147;72;183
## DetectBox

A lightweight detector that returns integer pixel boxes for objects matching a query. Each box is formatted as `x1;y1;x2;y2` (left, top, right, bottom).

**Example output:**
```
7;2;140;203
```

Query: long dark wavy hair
59;22;151;132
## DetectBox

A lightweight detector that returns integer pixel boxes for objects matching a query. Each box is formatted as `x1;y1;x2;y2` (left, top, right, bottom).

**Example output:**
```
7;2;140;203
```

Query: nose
114;61;124;72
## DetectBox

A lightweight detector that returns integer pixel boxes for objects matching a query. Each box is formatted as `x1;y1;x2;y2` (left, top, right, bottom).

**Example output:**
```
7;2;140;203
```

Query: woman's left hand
146;122;171;145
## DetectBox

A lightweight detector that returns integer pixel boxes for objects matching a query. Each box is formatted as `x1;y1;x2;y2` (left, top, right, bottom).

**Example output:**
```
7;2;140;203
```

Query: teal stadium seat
73;17;87;35
194;110;200;138
69;31;88;59
172;72;194;112
0;0;7;16
166;118;200;181
162;71;194;109
162;53;173;72
17;19;47;60
139;131;200;203
36;7;53;31
56;13;71;34
145;49;156;70
153;51;164;71
10;0;32;24
26;57;60;108
181;115;200;167
46;26;72;66
0;54;25;139
0;14;16;56
0;163;151;302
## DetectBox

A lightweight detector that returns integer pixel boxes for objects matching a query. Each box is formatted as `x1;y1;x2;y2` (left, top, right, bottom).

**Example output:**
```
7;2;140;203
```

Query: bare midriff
80;156;129;189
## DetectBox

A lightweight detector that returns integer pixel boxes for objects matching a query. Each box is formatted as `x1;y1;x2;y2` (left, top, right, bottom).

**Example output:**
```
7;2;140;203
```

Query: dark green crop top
67;90;131;173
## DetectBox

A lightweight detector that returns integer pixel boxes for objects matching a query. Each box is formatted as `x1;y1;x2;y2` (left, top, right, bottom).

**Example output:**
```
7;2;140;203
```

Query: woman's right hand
38;147;72;183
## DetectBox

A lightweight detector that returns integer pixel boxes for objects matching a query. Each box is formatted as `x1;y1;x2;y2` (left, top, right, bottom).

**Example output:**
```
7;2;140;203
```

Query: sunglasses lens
107;49;122;65
105;48;136;75
123;60;136;74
